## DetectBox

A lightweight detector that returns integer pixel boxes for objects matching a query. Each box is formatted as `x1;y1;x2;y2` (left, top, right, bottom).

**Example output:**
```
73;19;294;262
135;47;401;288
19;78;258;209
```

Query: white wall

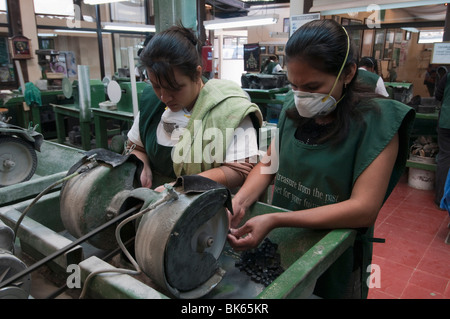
221;59;245;86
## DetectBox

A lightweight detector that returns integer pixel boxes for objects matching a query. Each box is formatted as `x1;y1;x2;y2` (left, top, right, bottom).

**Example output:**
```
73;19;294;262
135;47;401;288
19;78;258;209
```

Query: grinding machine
45;148;230;298
0;119;43;188
0;146;357;299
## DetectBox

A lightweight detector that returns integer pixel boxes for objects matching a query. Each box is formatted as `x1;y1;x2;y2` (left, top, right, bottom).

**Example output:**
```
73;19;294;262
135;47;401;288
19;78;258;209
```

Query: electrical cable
12;171;80;247
79;186;179;299
12;154;99;248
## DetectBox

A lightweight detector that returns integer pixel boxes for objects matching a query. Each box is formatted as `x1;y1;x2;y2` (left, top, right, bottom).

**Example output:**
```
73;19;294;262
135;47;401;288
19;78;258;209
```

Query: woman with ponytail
127;24;262;190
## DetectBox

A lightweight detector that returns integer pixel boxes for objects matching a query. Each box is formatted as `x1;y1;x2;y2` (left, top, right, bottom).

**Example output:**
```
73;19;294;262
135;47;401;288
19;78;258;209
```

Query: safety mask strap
321;26;350;103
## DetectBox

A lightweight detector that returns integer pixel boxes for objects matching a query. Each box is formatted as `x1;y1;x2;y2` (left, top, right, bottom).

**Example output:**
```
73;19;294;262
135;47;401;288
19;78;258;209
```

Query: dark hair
285;19;380;144
359;56;378;74
140;24;201;90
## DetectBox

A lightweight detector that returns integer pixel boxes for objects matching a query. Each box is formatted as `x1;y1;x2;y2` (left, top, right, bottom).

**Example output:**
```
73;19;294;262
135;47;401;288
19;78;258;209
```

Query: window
223;36;247;60
110;0;146;24
34;0;75;16
418;30;444;44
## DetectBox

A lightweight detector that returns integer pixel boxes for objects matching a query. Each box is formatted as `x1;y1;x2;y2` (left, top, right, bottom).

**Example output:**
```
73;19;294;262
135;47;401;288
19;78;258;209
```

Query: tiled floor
367;172;450;299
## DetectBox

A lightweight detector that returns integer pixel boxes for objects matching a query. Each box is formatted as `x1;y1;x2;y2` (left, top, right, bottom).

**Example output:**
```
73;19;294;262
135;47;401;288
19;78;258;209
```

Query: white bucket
408;167;435;190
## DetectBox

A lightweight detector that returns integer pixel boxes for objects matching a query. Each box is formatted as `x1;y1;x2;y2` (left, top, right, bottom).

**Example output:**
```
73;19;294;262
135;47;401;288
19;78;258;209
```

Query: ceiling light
84;0;127;5
103;23;156;32
38;33;58;37
54;29;97;34
204;14;278;30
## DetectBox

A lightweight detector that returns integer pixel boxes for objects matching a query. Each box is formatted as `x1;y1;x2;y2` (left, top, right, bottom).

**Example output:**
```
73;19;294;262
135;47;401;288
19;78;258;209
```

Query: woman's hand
140;165;153;188
227;214;274;251
229;197;248;229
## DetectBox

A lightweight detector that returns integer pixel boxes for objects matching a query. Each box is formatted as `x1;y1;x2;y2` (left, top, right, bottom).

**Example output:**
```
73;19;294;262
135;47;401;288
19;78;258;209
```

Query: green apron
272;92;415;298
138;85;176;179
356;68;379;92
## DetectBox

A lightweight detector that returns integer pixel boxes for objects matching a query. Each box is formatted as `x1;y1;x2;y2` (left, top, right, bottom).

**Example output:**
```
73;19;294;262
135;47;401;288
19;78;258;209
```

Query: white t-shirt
358;67;389;97
127;109;259;163
272;64;283;73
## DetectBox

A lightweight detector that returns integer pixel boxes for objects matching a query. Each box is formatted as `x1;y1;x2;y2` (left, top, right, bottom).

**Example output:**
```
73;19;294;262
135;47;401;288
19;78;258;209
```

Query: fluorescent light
204;14;278;30
103;23;156;32
38;33;57;37
54;29;97;34
84;0;127;5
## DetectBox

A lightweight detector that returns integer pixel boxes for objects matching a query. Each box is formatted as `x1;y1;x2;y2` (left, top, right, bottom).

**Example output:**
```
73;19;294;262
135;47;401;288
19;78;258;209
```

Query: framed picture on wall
243;43;260;72
276;45;285;55
9;35;31;59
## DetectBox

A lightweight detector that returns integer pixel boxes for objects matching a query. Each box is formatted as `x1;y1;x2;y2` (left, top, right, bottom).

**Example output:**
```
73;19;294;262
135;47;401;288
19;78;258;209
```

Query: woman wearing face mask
227;19;415;298
126;25;262;189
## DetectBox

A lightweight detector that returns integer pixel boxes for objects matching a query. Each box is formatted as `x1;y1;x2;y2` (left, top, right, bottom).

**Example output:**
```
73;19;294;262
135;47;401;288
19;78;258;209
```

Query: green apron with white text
272;93;415;298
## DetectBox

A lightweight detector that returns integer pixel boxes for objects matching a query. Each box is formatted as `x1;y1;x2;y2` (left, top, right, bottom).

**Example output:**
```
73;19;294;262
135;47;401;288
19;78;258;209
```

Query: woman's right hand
140;165;153;188
227;214;274;251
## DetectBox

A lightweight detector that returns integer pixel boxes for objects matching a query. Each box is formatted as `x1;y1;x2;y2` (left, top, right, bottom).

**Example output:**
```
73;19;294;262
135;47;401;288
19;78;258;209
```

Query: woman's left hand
227;214;274;251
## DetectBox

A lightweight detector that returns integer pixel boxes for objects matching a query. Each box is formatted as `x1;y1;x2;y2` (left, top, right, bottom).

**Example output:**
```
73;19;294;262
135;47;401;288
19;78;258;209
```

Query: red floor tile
369;172;450;299
401;283;446;299
368;256;414;298
416;246;450;279
408;269;449;296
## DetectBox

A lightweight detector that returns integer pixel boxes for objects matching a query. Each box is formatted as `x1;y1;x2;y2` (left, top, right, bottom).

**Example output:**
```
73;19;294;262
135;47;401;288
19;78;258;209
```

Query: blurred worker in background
261;54;283;74
357;56;389;97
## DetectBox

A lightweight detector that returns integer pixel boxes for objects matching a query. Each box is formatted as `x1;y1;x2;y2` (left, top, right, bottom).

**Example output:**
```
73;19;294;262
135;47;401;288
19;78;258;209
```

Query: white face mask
161;108;190;134
293;91;338;118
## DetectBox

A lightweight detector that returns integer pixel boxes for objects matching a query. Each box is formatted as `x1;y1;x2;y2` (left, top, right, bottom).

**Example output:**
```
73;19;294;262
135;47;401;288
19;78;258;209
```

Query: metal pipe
0;204;141;290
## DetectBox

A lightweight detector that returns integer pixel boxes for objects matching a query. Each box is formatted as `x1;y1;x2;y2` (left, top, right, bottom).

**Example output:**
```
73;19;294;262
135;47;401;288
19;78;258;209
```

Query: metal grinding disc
0;137;37;187
107;80;122;104
60;150;142;250
135;188;230;299
62;77;73;99
0;251;31;299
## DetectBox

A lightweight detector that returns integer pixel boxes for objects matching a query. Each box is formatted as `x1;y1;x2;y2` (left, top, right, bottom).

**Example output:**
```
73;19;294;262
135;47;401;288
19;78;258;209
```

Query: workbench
0;90;71;139
0;191;357;299
243;87;288;123
50;103;92;151
91;108;134;149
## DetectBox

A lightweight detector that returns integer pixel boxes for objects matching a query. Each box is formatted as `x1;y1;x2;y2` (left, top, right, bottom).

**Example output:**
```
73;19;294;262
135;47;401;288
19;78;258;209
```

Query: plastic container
408;155;435;190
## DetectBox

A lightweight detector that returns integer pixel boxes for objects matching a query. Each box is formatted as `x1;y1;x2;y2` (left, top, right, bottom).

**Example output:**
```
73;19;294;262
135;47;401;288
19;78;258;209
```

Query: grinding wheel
0;136;37;187
135;187;229;299
0;251;31;299
60;158;141;250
